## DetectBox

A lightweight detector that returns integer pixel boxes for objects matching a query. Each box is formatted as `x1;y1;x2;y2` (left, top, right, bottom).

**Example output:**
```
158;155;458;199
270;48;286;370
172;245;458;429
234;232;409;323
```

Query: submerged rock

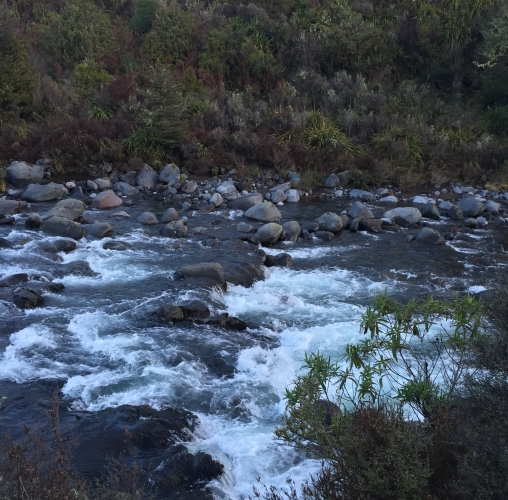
179;262;227;291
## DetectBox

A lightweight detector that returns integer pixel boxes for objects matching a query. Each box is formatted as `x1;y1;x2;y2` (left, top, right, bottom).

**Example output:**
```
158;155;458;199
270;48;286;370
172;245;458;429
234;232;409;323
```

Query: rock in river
229;193;264;211
316;212;344;232
348;201;374;220
43;199;87;221
383;207;422;225
244;201;282;222
84;223;114;238
21;183;68;202
41;216;85;240
160;220;188;238
179;262;227;291
416;227;445;245
90;190;122;209
457;198;485;217
256;223;283;245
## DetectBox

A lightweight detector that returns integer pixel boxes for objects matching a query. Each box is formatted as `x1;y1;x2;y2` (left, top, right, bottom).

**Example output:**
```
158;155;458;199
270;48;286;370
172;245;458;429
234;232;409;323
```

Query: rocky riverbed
1;160;508;498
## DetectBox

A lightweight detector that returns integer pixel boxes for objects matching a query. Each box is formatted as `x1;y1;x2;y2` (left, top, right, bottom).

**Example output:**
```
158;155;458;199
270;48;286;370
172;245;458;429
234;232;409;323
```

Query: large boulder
113;182;139;196
25;213;42;229
181;180;198;194
0;199;25;216
270;190;287;203
159;164;180;186
317;212;344;232
485;200;501;214
286;189;300;203
179;262;226;290
94;178;111;190
324;174;340;188
43;199;86;221
229;193;263;211
160;208;179;223
383;207;422;225
210;193;223;207
84;223;114;238
457;198;485;217
415;227;445;245
137;212;158;225
447;205;463;220
256;223;283;245
160;220;188;238
90;190;122;209
283;221;301;242
359;219;382;233
41;216;85;240
216;181;237;195
135;164;158;190
348;201;374;219
6;161;44;188
421;203;441;220
21;183;68;202
350;189;374;202
244;201;282;222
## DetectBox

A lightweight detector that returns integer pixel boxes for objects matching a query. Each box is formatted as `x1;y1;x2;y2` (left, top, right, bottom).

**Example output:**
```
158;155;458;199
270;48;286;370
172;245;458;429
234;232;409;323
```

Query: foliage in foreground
260;290;508;499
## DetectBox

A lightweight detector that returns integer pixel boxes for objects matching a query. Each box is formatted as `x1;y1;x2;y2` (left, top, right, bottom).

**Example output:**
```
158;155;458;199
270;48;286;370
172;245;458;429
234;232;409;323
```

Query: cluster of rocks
0;272;64;309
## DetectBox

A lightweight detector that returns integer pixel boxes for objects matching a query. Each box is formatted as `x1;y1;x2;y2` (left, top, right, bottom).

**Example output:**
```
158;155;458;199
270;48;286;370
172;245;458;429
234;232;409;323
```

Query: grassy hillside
1;0;508;188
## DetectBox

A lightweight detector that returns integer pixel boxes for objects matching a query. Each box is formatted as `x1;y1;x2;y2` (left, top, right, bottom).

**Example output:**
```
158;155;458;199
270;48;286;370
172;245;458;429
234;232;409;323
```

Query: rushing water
1;200;507;498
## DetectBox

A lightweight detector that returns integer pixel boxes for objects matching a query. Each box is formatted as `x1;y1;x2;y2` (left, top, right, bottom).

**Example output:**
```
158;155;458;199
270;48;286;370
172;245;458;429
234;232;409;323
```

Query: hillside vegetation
1;0;508;187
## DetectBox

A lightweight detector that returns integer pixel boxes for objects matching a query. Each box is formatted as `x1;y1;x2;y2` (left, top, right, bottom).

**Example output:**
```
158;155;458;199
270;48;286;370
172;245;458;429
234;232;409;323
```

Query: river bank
1;161;508;498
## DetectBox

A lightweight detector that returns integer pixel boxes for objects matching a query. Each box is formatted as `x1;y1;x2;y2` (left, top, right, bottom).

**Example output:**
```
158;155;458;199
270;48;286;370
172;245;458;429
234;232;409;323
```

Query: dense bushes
1;0;508;187
257;290;508;500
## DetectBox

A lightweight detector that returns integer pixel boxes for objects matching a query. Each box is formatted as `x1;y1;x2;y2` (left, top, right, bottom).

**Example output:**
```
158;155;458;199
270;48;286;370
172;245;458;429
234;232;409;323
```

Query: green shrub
130;0;161;34
45;0;118;71
485;106;508;134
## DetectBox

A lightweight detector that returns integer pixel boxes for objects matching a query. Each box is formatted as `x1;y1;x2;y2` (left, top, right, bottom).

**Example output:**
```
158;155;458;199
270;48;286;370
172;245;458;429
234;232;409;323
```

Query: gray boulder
464;217;478;228
216;181;237;195
103;241;133;251
210;193;223;207
448;205;463;220
316;212;344;232
87;180;98;191
348;201;374;220
237;222;255;233
229;194;263;211
84;223;114;238
159;164;180;186
25;213;42;229
21;183;68;202
275;253;293;267
283;221;301;242
415;227;444;245
421;203;441;220
0;199;25;216
256;223;283;245
90;190;123;209
359;219;383;233
41;216;85;240
379;195;398;204
95;178;111;190
383;207;422;225
315;231;334;240
6;161;44;188
160;208;179;223
484;200;501;214
181;180;198;194
119;171;137;185
135;164;158;190
270;182;291;192
43;199;87;221
350;189;374;202
179;262;226;290
271;190;287;203
160;220;188;238
457;198;485;217
244;201;282;222
324;174;340;188
137;212;158;225
286;189;300;203
113;182;139;196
